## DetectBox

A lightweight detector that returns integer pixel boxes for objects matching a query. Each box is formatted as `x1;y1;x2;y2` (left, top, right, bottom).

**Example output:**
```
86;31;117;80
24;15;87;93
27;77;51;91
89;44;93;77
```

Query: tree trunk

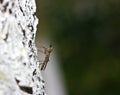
0;0;45;95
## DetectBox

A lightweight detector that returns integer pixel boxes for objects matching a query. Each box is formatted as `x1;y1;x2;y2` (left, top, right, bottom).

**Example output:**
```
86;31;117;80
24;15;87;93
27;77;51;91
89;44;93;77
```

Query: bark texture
0;0;45;95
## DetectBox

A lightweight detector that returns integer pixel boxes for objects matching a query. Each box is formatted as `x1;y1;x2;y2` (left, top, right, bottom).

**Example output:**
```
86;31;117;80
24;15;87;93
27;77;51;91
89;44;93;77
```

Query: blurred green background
36;0;120;95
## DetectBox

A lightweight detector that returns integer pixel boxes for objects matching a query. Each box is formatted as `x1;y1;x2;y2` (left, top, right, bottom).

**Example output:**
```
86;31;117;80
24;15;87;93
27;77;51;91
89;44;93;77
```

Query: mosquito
38;45;53;70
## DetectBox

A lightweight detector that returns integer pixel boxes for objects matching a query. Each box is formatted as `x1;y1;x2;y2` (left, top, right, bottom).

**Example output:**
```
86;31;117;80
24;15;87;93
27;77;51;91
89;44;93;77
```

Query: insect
38;45;53;70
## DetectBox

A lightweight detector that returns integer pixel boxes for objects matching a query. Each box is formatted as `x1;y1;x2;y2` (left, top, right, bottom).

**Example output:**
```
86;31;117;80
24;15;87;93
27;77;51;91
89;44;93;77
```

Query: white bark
0;0;45;95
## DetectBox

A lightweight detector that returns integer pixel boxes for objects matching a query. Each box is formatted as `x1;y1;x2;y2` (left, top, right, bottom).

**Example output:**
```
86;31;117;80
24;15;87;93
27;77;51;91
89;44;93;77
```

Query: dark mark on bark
3;33;8;41
19;6;25;16
23;62;26;65
32;78;34;82
15;78;33;94
28;40;32;47
22;29;26;37
19;86;33;94
33;69;37;75
29;54;32;58
42;85;45;89
37;77;41;82
15;78;20;84
3;2;9;12
42;80;45;83
9;9;12;14
32;34;34;39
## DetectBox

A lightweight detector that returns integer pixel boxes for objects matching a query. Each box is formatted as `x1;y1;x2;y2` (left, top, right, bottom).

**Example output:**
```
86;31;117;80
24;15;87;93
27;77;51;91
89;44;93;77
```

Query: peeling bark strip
0;0;45;95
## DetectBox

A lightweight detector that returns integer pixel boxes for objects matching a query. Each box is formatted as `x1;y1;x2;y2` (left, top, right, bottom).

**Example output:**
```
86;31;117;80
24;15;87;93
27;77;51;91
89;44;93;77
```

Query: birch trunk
0;0;45;95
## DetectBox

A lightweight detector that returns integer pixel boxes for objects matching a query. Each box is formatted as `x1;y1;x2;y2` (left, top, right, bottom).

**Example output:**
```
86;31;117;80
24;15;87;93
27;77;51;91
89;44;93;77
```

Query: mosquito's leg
43;62;47;70
40;62;46;70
